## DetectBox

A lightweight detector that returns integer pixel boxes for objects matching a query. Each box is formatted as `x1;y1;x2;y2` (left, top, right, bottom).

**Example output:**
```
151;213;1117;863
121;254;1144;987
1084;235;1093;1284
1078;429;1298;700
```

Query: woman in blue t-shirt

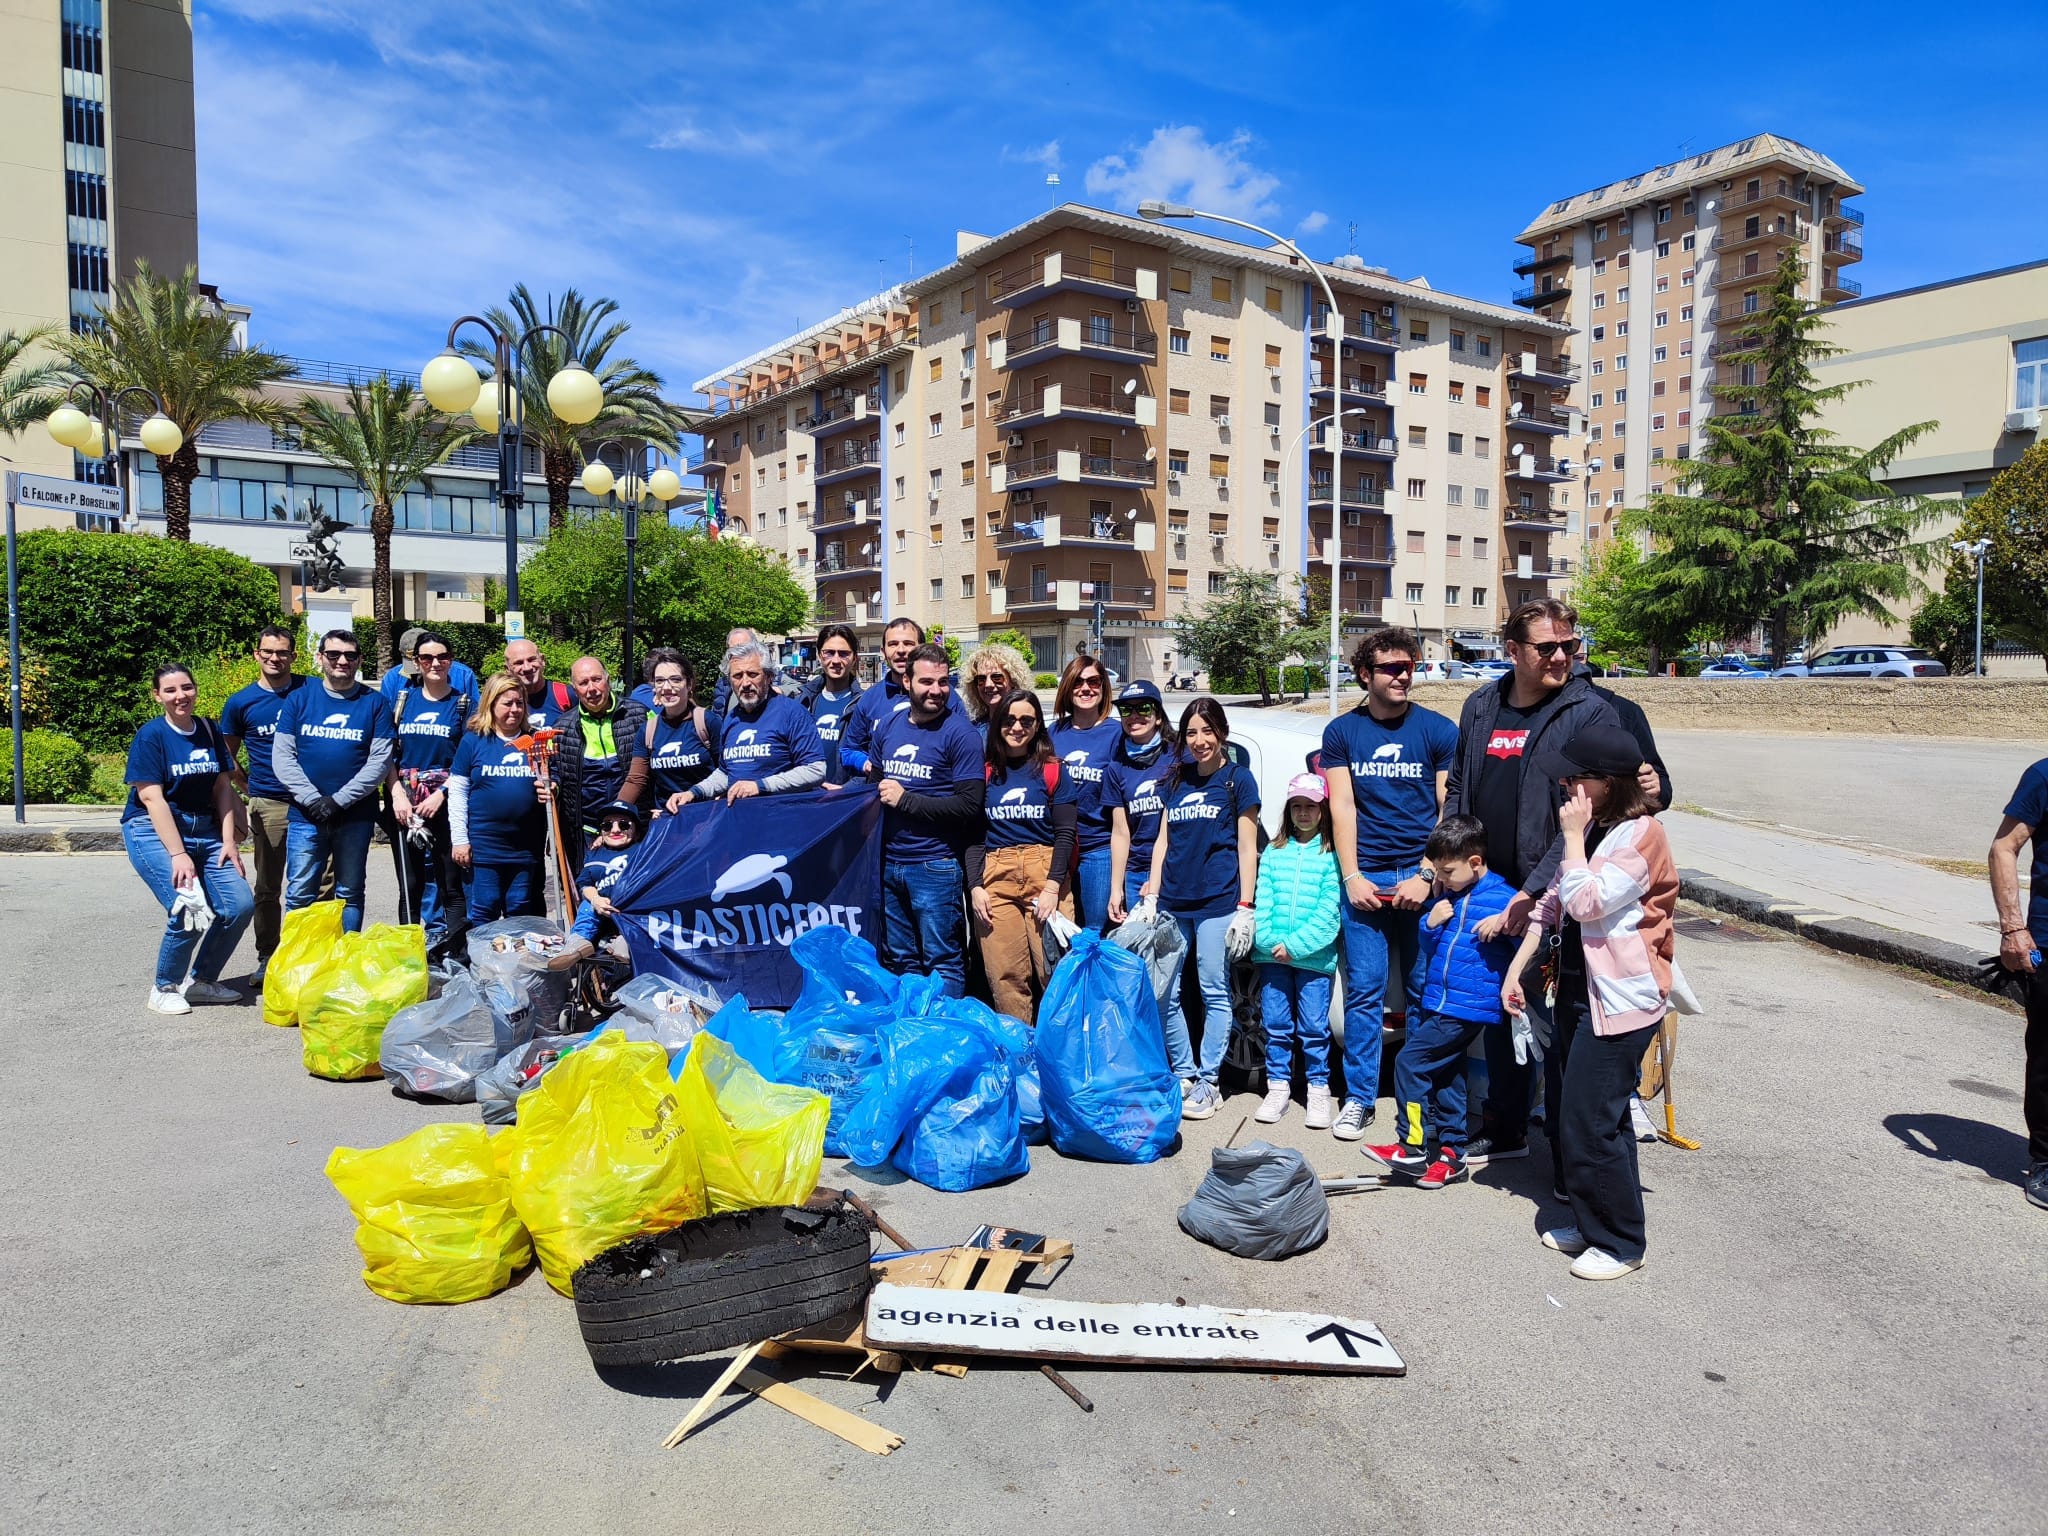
121;662;255;1014
623;647;720;814
1048;652;1122;931
967;687;1078;1025
448;673;553;921
1105;680;1178;924
1146;696;1262;1120
383;630;472;958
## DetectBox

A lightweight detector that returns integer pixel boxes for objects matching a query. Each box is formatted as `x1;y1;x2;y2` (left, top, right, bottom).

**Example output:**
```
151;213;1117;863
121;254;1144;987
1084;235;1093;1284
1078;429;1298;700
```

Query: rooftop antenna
906;235;914;280
1046;171;1061;208
1347;220;1359;256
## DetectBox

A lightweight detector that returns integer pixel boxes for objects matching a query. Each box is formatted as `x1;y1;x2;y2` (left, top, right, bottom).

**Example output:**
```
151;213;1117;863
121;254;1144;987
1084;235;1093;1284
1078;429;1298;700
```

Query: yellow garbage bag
262;899;345;1027
674;1033;829;1213
325;1123;532;1304
301;923;429;1080
503;1031;709;1294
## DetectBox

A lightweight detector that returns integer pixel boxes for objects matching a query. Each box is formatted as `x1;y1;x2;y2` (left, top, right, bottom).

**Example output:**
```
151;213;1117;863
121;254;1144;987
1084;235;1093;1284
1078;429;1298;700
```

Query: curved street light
1141;200;1350;713
45;381;182;524
423;317;603;629
581;443;681;687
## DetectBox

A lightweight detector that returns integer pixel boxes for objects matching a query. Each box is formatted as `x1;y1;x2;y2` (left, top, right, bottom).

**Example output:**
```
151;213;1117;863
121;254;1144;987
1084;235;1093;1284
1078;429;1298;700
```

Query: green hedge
0;729;93;803
1033;672;1059;689
1210;666;1327;694
16;531;291;750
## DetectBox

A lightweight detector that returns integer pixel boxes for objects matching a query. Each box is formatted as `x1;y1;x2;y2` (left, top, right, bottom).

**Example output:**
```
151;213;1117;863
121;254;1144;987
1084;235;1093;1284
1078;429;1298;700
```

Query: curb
1679;868;1999;987
0;824;125;853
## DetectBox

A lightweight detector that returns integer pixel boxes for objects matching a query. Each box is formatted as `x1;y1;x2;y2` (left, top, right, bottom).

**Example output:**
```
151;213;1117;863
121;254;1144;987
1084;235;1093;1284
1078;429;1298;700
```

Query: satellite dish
1125;508;1139;521
1509;401;1523;417
1702;198;1717;213
1122;379;1138;396
1144;446;1157;462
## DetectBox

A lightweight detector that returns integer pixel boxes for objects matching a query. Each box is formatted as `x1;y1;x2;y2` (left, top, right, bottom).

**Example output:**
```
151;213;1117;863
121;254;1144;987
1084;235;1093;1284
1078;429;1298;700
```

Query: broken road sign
863;1283;1403;1375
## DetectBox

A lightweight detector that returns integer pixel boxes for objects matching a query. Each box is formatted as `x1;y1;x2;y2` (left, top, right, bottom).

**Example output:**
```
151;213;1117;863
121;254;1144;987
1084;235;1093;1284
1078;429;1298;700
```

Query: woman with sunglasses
384;630;472;960
1048;652;1122;930
967;687;1078;1024
621;647;722;814
448;673;554;922
961;641;1034;724
1105;679;1177;924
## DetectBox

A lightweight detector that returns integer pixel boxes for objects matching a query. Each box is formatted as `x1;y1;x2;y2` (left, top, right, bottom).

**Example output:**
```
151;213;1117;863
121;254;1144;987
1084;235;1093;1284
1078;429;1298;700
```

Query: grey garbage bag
475;1033;579;1126
607;974;720;1055
380;967;497;1102
1176;1140;1329;1261
1109;909;1188;1026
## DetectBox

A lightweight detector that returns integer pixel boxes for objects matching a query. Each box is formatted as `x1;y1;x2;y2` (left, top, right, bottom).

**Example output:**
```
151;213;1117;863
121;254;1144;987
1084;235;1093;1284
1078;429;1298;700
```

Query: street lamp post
1952;536;1992;676
1140;200;1348;714
422;320;604;636
580;448;680;689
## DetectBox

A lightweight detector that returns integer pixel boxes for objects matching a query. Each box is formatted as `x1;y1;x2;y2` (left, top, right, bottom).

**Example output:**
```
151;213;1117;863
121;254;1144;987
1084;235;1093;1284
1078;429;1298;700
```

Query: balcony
997;510;1138;550
1312;531;1396;566
1508;404;1574;436
1506;454;1572;484
802;388;881;438
1726;180;1811;214
1000;315;1156;368
998;448;1154;493
1308;480;1389;511
1822;271;1864;302
1823;229;1864;263
1006;578;1158;614
809;495;874;535
1309;373;1390;404
814;440;882;486
1828;204;1865;228
1710;260;1784;291
814;552;881;581
1312;313;1400;352
995;381;1146;430
1312;430;1398;460
1507;351;1579;386
1512;279;1572;310
1713;217;1809;254
1707;328;1765;362
1512;555;1576;581
989;248;1147;308
1503;504;1570;531
1512;247;1571;278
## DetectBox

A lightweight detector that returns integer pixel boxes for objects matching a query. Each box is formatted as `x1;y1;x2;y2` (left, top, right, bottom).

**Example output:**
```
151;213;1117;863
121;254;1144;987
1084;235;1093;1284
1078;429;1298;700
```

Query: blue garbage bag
786;927;898;1035
837;1011;995;1168
802;1026;884;1157
1036;930;1182;1163
899;988;1044;1147
894;1055;1029;1191
702;994;803;1082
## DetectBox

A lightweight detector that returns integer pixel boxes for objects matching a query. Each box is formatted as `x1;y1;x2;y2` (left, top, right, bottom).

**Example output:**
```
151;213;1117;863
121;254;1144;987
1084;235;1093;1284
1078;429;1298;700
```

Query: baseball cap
597;799;645;827
1285;771;1328;805
1115;679;1163;710
1557;724;1645;778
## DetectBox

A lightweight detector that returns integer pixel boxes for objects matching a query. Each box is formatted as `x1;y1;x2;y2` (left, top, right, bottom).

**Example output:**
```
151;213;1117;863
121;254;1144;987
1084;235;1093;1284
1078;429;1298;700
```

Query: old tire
570;1200;873;1367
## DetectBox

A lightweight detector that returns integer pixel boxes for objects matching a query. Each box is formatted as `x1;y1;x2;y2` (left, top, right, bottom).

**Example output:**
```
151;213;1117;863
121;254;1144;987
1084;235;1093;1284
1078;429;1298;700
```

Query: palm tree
0;325;72;442
59;262;297;540
295;377;481;670
461;285;689;532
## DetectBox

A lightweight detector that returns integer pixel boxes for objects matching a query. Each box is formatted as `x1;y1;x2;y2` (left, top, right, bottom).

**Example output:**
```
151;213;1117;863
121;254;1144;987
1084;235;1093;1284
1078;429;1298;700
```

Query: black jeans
2027;968;2046;1165
1557;1003;1658;1263
1481;950;1548;1146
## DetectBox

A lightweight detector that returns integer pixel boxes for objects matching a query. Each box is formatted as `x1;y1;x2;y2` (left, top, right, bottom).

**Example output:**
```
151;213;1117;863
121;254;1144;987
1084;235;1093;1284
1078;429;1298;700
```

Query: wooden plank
661;1340;766;1449
735;1367;903;1455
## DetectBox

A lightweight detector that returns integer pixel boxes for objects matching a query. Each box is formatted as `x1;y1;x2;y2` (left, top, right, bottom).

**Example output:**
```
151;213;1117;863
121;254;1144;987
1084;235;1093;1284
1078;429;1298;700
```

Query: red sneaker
1416;1147;1470;1190
1361;1142;1430;1178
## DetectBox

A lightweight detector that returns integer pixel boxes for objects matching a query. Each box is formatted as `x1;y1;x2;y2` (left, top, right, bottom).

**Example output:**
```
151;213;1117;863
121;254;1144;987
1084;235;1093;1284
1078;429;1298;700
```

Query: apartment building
692;205;1570;679
1513;133;1865;549
3;0;198;489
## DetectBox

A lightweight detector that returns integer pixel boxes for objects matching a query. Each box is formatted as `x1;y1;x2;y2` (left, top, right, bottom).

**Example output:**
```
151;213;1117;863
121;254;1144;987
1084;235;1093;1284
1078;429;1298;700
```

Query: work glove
1509;1003;1554;1066
1127;896;1158;927
1224;908;1255;962
169;883;215;933
307;795;340;823
1043;911;1081;945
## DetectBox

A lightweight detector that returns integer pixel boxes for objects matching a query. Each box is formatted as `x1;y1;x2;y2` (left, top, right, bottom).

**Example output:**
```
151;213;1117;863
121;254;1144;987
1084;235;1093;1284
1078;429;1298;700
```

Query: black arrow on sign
1305;1321;1383;1359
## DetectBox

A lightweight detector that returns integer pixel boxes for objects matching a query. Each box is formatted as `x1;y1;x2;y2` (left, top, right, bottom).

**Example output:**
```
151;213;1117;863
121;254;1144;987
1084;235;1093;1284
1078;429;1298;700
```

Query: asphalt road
2;855;2042;1535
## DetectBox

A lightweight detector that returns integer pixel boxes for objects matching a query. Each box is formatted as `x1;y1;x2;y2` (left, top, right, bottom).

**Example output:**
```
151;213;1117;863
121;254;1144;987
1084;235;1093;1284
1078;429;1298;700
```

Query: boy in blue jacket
1363;814;1518;1189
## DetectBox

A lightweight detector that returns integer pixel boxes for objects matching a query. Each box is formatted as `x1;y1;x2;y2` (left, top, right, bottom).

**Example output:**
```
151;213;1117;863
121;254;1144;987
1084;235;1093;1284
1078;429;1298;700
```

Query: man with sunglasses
1445;598;1630;1165
221;626;308;979
271;628;397;934
1321;627;1460;1140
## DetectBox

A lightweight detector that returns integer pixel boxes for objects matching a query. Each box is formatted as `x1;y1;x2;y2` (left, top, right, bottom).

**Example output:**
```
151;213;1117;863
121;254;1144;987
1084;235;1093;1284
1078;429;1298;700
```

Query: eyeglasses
257;648;294;660
1369;662;1414;678
651;676;687;691
1521;638;1582;660
1120;702;1159;718
321;650;359;663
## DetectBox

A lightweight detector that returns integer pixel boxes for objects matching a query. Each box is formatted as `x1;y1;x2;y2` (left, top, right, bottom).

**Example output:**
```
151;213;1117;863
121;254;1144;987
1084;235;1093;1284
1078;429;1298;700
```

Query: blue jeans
1073;845;1112;931
286;812;375;933
124;818;255;990
1163;911;1232;1083
1259;964;1332;1086
1121;868;1148;917
1339;866;1426;1107
882;856;966;998
468;859;545;923
1393;1009;1489;1153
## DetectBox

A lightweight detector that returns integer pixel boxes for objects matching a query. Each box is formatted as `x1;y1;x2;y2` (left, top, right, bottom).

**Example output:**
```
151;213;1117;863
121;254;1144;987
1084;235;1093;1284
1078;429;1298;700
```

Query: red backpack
985;759;1060;793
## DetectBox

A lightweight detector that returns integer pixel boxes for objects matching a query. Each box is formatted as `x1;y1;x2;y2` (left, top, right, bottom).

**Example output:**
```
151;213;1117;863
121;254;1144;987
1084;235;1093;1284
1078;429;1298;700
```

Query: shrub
16;531;287;750
1033;672;1059;690
985;627;1036;659
0;729;93;803
0;650;57;731
191;652;261;721
88;751;128;805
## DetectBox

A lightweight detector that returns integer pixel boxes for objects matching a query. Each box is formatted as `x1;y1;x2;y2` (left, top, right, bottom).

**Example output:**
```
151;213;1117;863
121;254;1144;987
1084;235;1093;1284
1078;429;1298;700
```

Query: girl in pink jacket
1503;723;1677;1282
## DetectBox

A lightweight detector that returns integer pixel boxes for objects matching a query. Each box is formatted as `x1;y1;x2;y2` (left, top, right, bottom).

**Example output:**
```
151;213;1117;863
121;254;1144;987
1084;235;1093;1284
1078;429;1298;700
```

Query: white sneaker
1630;1095;1658;1142
1330;1098;1373;1141
1180;1077;1197;1100
1303;1085;1334;1130
1254;1084;1291;1124
1570;1246;1644;1281
1182;1081;1220;1120
182;979;241;1006
148;987;192;1015
1540;1225;1588;1255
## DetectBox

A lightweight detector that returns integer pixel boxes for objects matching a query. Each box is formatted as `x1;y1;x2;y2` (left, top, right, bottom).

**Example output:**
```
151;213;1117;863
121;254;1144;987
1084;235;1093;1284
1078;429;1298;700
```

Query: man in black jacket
1443;599;1667;1165
570;657;645;842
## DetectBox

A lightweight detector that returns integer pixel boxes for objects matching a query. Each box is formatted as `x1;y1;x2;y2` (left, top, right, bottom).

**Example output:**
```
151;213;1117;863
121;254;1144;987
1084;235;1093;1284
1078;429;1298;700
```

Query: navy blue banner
611;785;884;1008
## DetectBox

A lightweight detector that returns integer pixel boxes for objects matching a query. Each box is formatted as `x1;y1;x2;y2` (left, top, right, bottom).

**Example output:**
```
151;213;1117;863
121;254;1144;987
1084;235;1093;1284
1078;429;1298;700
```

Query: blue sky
197;0;2048;406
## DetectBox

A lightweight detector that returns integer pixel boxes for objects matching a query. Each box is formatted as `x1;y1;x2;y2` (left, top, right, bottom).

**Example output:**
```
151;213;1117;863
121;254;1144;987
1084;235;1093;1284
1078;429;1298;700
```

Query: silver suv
1772;646;1947;679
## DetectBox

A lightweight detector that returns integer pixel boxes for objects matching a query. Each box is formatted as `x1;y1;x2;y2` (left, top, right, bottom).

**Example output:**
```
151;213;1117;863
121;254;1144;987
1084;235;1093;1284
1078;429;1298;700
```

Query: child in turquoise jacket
1252;772;1343;1127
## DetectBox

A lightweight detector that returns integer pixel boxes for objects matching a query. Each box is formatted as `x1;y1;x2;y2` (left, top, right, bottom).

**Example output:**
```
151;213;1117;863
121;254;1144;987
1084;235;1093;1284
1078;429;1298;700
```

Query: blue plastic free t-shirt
123;716;229;828
274;682;395;820
1160;760;1261;919
983;758;1076;850
871;705;985;863
1106;750;1177;873
452;732;544;864
633;709;720;802
220;676;305;801
1321;703;1458;873
390;684;471;775
1049;717;1123;855
717;694;825;784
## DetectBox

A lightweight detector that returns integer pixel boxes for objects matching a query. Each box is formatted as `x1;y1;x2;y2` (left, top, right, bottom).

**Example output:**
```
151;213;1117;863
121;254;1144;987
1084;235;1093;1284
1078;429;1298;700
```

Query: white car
1413;659;1482;682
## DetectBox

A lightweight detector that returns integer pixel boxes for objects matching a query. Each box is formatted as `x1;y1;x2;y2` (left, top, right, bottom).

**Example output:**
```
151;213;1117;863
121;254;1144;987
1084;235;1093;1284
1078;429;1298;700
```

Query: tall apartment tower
1;0;199;480
692;205;1568;680
1512;133;1864;546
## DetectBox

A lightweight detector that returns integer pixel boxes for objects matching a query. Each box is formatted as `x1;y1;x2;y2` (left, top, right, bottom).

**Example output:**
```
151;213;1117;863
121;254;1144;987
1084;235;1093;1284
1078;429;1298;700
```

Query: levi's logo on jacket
1486;729;1530;760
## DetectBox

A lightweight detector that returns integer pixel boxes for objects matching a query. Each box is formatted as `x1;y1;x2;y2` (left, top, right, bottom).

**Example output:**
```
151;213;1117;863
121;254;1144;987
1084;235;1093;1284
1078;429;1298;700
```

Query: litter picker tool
515;729;580;928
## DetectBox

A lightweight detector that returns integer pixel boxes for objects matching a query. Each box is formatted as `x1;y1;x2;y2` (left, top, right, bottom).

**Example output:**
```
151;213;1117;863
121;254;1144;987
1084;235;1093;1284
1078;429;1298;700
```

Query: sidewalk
0;804;125;853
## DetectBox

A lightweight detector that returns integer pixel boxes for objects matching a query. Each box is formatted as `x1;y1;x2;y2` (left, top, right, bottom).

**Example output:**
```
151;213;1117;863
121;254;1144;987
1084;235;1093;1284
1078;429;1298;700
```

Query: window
895;368;907;392
1594;223;1608;241
1210;335;1230;361
1616;285;1630;302
1474;537;1489;560
1590;392;1604;408
929;578;943;602
1592;325;1606;342
1618;247;1630;263
960;460;975;485
928;413;942;436
1475;385;1490;408
1679;339;1694;357
1208;572;1228;595
1616;321;1630;337
1450;329;1466;353
1612;452;1625;470
1408;373;1427;394
1168;450;1189;476
1170;389;1190;415
1167;569;1188;593
797;500;810;524
1171;267;1192;293
1472;587;1488;608
961;574;975;597
1408;424;1428;447
1446;534;1463;557
928;357;943;383
961;403;974;428
777;508;788;526
895;583;906;606
1680;304;1694;322
1614;387;1628;403
1210;276;1233;303
1473;488;1490;510
1652;379;1666;397
986;390;1002;418
1405;582;1425;603
1616;354;1629;370
1476;335;1492;358
1677;409;1692;427
1656;204;1671;224
1593;293;1606;311
1448;380;1466;404
1264;285;1283;311
1594;258;1608;276
1446;585;1462;606
962;517;975;541
777;460;787;480
894;423;906;445
960;284;974;312
1263;401;1282;426
1682;233;1696;251
898;527;911;551
1656;275;1670;293
1589;425;1603;442
1474;436;1491;459
928;300;943;325
1446;484;1464;506
1264;343;1283;369
1652;413;1666;431
1682;197;1695;214
1610;490;1625;506
1170;328;1190;354
1409;317;1430;342
1590;360;1603;376
1210;394;1232;420
1448;432;1464;454
1613;420;1627;436
1656;242;1671;260
1655;311;1669;328
1653;346;1668;363
894;476;905;500
2015;339;2048;409
1405;481;1425;502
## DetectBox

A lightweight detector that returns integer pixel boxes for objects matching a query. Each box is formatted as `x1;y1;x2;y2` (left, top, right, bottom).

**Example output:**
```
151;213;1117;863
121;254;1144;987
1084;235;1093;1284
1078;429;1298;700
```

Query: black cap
1558;724;1644;778
1115;679;1163;710
598;799;645;826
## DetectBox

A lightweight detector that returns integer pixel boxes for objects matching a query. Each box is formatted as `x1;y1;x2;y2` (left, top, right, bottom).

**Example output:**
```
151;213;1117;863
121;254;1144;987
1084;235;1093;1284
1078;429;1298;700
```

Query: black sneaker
2027;1161;2048;1211
1463;1134;1528;1168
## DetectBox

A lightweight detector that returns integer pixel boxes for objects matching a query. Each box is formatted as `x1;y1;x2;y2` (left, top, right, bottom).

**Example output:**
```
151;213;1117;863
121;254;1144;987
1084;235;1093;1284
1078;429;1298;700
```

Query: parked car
1471;658;1514;681
1772;647;1948;679
1699;656;1772;680
1414;659;1481;681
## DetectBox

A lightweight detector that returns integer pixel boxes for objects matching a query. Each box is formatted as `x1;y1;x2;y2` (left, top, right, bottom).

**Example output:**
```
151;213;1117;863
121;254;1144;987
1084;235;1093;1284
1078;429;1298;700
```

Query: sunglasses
322;650;360;663
1521;638;1581;660
415;651;451;663
1002;713;1038;730
1121;702;1159;717
598;817;637;831
1369;662;1413;678
1071;677;1104;692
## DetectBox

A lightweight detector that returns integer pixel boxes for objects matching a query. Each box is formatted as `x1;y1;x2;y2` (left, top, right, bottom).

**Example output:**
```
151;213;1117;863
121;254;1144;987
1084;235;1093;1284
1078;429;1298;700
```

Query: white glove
1509;1008;1539;1065
1044;911;1081;945
1224;908;1255;961
170;884;216;934
1128;896;1157;926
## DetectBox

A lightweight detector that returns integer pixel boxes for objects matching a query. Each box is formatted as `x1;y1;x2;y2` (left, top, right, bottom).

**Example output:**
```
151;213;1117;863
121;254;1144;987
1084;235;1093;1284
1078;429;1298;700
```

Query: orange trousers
978;843;1054;1025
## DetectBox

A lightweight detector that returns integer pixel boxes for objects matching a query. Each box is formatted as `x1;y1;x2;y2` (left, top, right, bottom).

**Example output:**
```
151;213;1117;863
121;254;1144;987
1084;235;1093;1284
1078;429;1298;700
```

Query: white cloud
1084;126;1281;222
1296;210;1329;235
1002;139;1063;172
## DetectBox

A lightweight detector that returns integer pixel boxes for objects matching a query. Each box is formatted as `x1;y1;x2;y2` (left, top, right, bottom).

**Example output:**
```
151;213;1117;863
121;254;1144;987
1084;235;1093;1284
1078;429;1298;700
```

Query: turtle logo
891;743;921;761
732;728;759;745
999;787;1030;805
1371;743;1402;761
322;712;351;727
712;852;792;901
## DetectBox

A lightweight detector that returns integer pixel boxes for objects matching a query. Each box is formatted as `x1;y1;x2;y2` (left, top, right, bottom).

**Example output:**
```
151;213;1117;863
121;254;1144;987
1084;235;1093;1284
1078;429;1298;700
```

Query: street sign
503;610;525;641
287;542;318;559
863;1282;1404;1375
5;472;123;518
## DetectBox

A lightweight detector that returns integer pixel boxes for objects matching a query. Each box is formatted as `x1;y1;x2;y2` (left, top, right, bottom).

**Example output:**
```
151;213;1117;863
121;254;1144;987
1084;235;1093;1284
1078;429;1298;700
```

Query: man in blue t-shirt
220;625;307;976
1991;756;2048;1211
838;617;965;774
866;643;986;997
272;627;396;933
687;640;827;803
1320;626;1459;1141
799;623;864;783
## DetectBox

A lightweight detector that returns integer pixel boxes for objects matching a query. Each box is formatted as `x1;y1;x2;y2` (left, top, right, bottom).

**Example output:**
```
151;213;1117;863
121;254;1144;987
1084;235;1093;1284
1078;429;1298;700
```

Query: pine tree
1627;250;1942;661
